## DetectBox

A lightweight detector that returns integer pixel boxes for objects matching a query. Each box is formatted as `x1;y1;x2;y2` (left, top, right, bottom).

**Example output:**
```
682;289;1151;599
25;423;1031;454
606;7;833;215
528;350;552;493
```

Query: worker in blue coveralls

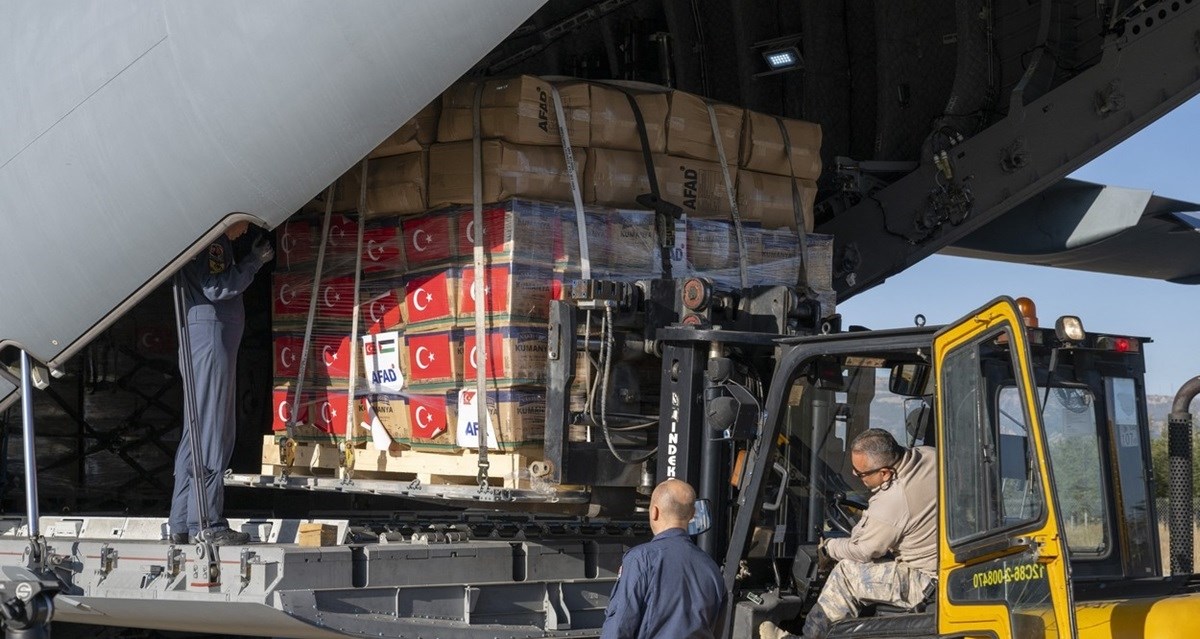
168;221;273;546
600;479;726;639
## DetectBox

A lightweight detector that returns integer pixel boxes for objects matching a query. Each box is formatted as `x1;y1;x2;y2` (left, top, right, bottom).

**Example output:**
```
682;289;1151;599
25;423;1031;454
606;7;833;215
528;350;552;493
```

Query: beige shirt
825;446;938;576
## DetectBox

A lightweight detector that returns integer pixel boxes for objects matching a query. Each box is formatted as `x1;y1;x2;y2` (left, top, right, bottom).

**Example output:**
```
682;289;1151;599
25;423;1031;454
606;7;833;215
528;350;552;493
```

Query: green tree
1149;423;1200;498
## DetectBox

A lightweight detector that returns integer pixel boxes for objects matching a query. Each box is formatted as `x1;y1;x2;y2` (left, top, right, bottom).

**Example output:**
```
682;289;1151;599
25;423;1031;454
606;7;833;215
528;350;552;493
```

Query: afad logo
679;165;700;210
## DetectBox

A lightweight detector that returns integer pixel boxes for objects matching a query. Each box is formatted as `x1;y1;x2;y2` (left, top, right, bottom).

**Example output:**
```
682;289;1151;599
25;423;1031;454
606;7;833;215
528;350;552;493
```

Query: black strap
774;116;807;286
616;90;681;279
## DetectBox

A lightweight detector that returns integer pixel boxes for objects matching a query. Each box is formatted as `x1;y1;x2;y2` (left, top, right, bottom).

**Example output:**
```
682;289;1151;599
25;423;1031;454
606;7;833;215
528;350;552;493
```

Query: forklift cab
732;297;1159;638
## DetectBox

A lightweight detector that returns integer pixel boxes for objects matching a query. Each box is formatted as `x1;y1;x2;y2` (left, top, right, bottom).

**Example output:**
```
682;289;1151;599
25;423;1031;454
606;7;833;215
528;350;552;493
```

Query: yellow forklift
736;297;1200;638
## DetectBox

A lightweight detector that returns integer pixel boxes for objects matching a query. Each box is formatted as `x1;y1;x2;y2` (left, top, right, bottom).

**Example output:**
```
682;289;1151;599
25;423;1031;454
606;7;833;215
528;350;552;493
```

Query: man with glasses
761;428;938;639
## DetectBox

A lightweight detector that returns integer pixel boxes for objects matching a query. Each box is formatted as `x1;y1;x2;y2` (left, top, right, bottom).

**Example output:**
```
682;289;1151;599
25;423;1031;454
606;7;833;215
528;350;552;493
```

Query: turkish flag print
402;212;453;266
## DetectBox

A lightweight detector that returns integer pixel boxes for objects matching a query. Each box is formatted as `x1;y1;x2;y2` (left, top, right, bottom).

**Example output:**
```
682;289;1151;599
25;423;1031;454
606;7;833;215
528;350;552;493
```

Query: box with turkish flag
272;333;308;384
406;387;456;448
405;329;464;385
453;200;560;265
454;386;546;450
271;384;310;434
463;325;549;385
134;323;176;360
315;276;358;322
360;219;406;275
362;395;410;445
308;387;366;438
270;384;367;442
274;215;317;272
402;267;458;329
359;278;405;335
272;273;313;329
458;262;556;323
320;214;363;275
310;332;360;384
400;210;456;268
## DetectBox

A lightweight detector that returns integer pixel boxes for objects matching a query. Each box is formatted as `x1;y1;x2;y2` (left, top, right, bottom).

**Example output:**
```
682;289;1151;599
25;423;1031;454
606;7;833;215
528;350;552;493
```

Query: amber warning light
1015;297;1038;328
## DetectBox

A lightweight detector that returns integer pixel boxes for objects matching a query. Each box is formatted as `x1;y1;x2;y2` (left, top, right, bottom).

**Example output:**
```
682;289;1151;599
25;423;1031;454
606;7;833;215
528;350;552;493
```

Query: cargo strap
471;82;491;488
171;273;214;533
774;116;808;286
284;186;337;477
619;90;680;279
548;82;593;282
339;159;370;481
706;103;749;288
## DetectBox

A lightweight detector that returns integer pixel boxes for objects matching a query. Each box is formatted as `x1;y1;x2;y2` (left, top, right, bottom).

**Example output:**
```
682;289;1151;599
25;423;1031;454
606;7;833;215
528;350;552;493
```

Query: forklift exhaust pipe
1168;376;1200;575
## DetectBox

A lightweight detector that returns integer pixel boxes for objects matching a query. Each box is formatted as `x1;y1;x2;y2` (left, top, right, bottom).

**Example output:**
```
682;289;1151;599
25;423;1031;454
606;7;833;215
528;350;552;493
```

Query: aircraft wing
943;178;1200;284
0;1;546;409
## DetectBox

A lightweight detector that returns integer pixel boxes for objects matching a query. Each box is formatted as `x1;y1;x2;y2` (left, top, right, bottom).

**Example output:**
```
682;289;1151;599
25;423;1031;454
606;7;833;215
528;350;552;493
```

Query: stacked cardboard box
272;214;369;442
270;74;824;456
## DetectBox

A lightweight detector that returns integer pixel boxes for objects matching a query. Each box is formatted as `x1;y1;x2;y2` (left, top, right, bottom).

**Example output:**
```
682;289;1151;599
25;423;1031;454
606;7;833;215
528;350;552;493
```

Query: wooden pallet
259;435;544;488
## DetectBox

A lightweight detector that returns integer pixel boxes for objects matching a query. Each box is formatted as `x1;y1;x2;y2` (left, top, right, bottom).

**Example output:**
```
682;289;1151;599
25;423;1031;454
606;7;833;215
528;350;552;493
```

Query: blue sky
839;96;1200;397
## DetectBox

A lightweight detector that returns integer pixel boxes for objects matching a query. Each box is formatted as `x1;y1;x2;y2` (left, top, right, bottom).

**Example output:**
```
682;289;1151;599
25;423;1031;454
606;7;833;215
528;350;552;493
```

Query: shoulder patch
208;243;227;274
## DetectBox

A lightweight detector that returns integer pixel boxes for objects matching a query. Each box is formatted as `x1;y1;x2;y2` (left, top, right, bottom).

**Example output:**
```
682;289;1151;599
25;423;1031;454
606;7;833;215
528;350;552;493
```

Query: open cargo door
933;297;1078;638
0;0;546;410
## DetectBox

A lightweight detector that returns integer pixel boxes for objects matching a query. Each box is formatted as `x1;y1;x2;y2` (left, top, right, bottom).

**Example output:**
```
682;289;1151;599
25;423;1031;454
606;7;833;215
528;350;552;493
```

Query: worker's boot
204;528;251;546
168;532;190;544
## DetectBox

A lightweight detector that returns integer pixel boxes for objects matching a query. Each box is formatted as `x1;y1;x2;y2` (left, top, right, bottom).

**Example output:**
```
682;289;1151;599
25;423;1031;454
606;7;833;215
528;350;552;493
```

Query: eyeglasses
851;466;889;479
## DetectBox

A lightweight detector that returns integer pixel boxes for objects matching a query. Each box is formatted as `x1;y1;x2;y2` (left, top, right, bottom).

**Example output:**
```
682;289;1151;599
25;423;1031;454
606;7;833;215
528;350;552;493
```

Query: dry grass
1157;522;1200;574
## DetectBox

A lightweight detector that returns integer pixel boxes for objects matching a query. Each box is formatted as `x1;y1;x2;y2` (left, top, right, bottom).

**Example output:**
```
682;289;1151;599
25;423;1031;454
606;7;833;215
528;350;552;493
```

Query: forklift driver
761;429;938;639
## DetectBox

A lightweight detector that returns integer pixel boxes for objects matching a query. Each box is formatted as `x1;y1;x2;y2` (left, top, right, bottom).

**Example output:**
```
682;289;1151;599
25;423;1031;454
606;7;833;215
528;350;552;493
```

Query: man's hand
759;620;791;639
252;236;275;263
817;537;837;573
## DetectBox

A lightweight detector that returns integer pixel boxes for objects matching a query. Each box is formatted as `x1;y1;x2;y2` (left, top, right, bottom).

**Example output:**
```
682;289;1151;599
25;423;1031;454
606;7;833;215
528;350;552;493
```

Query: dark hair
851;428;904;468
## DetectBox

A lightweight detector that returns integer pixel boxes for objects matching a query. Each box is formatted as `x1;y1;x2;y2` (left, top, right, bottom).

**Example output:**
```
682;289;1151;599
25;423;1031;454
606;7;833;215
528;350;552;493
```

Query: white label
671;219;688;275
456;389;498;449
361;331;404;394
1119;422;1139;448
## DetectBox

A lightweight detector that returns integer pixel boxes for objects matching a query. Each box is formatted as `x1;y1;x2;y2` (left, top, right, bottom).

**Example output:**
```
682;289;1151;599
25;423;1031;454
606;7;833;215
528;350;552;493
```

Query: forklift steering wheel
825;491;865;536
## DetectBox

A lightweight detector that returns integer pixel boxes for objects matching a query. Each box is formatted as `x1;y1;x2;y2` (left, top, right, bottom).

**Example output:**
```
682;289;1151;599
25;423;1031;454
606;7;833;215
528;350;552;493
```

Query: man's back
601;528;725;639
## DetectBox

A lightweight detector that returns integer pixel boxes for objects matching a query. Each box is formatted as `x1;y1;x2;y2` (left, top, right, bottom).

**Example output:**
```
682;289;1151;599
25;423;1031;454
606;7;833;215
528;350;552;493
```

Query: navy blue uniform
168;236;263;537
600;528;726;639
